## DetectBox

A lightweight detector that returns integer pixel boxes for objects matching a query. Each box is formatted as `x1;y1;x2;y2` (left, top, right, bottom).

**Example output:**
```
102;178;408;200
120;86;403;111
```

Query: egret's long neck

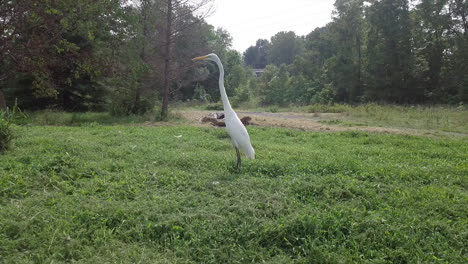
215;59;233;112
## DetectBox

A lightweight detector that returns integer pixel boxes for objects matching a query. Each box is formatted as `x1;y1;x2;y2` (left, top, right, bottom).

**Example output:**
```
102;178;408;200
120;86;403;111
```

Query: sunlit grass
215;103;468;133
344;104;468;133
1;123;467;263
25;110;185;126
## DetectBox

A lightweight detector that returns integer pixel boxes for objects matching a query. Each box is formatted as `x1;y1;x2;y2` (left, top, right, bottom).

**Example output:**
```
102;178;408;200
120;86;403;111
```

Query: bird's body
224;109;255;159
193;53;254;167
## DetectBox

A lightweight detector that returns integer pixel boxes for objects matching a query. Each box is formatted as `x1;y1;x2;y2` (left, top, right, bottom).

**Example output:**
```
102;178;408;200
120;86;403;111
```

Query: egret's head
192;53;219;62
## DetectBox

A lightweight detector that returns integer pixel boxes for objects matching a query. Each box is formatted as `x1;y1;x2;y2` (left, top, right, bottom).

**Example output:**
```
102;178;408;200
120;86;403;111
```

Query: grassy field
337;104;468;133
1;116;467;263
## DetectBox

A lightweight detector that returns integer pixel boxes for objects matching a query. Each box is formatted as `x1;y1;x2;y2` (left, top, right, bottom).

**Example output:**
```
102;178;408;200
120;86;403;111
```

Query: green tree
412;0;452;102
293;26;335;80
288;75;314;104
447;0;468;102
225;51;248;95
155;0;214;119
268;31;304;66
258;64;290;105
328;0;365;102
185;27;254;104
244;39;270;68
365;0;418;103
0;0;137;110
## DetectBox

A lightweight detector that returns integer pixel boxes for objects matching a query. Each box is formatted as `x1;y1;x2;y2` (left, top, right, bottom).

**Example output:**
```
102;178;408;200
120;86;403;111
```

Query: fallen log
201;116;252;127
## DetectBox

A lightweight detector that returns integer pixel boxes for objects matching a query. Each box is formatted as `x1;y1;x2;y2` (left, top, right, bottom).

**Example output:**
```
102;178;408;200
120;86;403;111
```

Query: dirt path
238;111;342;120
175;110;468;137
177;110;432;135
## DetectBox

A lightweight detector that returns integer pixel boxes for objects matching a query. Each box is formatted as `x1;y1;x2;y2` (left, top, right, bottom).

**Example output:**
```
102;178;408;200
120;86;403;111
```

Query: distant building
252;69;265;77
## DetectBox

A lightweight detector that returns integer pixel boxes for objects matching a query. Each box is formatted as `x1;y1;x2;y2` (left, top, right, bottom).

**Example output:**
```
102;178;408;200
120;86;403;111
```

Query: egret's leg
235;147;241;169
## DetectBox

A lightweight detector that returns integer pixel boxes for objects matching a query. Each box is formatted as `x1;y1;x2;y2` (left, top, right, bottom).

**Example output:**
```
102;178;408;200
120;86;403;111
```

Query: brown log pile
201;115;252;127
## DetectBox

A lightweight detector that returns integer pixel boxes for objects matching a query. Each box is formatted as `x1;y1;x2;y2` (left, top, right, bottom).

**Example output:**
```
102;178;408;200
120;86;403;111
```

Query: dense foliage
1;0;467;113
0;0;232;114
244;0;468;105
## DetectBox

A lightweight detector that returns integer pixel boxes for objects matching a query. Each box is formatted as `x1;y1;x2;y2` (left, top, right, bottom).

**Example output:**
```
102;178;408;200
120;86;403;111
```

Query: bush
0;105;25;153
310;83;336;104
193;84;211;102
268;106;279;113
0;112;13;152
307;104;351;113
232;83;250;108
204;103;224;111
109;93;156;116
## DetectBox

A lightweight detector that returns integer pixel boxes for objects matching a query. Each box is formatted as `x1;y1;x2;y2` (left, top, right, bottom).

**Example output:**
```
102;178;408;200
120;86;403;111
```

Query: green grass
343;104;468;133
25;110;184;126
1;124;467;263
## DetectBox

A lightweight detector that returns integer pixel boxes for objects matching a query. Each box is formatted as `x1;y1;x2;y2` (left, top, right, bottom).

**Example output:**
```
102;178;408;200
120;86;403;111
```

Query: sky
205;0;336;52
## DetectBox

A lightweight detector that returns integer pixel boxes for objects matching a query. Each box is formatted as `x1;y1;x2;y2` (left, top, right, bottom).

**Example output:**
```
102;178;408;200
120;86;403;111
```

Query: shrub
0;112;13;152
268;106;279;113
232;83;250;108
193;84;211;102
204;103;224;111
310;83;336;104
0;104;25;153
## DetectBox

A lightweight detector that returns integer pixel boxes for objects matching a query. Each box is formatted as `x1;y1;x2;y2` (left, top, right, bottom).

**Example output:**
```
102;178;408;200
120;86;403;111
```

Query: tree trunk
0;89;6;110
356;34;362;101
133;1;152;115
161;0;173;120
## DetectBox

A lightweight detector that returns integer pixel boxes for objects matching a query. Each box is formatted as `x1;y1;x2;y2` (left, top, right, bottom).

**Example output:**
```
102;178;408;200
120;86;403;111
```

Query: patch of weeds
204;103;224;111
259;211;354;259
0;112;13;152
245;161;287;178
1;104;27;152
339;131;368;138
307;103;351;113
268;106;279;113
318;119;343;125
209;128;230;139
343;121;367;127
278;129;300;137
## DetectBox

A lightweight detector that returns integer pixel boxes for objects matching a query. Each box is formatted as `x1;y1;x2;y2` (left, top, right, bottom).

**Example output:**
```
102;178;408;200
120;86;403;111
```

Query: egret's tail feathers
244;147;255;160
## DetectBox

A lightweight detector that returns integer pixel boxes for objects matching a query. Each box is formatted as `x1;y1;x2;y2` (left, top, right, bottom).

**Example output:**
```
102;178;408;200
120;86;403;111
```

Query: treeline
244;0;468;105
1;0;467;116
0;0;243;117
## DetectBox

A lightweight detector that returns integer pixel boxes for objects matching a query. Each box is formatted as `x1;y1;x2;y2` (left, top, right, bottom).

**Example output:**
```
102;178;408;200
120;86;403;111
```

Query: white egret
192;53;255;168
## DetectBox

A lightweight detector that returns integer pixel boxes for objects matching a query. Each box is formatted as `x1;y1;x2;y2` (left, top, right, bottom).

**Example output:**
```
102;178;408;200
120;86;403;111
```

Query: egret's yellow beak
192;55;209;61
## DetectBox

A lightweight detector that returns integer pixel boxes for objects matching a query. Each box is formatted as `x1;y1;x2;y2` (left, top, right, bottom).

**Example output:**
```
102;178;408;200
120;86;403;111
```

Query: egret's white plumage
193;53;255;167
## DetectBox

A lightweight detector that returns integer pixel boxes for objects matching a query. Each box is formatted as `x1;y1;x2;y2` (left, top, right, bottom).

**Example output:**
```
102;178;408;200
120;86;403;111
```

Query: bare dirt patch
159;110;467;138
175;110;468;137
177;110;425;135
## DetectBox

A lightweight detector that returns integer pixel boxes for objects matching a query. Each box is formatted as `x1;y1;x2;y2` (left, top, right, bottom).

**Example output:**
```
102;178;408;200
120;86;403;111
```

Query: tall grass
344;104;468;133
0;110;13;152
305;103;353;113
0;104;27;152
26;103;468;133
27;110;184;126
221;102;468;133
281;103;468;133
